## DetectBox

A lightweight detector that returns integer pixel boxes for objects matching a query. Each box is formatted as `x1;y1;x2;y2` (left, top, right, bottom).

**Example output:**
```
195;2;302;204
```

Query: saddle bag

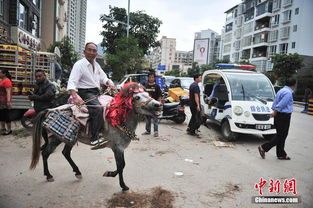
43;110;80;146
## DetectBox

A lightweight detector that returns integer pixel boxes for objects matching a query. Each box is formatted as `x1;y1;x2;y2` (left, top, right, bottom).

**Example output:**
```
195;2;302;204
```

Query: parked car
117;73;165;90
200;64;277;141
169;77;194;92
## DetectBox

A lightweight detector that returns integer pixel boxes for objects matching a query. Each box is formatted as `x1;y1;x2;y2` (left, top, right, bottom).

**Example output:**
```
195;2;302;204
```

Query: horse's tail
30;110;47;170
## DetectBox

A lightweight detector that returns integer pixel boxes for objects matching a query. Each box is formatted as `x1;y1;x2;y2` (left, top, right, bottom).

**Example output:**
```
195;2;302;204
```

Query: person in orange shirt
0;69;13;135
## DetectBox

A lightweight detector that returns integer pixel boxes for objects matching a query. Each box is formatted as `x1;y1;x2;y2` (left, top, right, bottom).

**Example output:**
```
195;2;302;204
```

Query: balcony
255;16;270;31
253;32;268;47
252;46;268;59
282;0;292;8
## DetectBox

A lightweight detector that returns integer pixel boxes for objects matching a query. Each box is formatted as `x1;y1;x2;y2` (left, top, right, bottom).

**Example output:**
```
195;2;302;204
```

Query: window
225;22;233;32
271;14;280;26
293;25;297;32
279;43;288;54
243;22;253;34
244;8;255;22
273;0;281;11
0;0;3;16
242;35;252;47
19;3;28;30
224;33;232;43
269;30;278;42
295;8;299;15
280;26;290;39
268;45;277;56
282;10;292;23
291;42;296;48
223;44;231;53
233;40;241;50
32;14;39;37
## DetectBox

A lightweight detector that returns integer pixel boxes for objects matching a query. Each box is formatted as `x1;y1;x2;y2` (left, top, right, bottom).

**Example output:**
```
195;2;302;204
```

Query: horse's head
121;82;162;117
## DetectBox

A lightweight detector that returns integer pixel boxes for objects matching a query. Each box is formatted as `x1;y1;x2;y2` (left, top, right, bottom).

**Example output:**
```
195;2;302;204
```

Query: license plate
256;124;271;130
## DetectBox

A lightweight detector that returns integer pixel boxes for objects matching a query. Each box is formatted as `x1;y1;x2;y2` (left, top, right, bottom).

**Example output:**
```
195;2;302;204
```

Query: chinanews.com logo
252;177;301;204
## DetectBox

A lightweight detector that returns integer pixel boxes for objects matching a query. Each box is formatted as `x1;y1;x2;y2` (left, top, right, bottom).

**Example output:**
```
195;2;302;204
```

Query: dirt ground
0;107;312;208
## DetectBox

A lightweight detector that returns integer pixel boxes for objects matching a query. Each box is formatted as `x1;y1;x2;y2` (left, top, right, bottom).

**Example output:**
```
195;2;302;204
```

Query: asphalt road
0;106;312;208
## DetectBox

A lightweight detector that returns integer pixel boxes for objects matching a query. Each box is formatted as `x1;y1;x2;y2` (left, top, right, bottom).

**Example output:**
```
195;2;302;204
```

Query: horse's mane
106;82;141;126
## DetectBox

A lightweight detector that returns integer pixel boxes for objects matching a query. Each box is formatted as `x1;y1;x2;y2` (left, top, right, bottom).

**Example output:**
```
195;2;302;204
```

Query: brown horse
30;83;162;191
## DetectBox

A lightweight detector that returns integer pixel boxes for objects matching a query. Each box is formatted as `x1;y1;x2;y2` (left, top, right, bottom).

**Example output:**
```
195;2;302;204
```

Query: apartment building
41;0;68;50
221;0;313;72
173;50;193;74
194;28;221;65
150;36;176;74
67;0;86;57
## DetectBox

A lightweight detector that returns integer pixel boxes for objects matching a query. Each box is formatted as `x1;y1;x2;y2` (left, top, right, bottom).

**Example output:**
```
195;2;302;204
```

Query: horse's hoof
103;171;109;177
122;186;130;192
47;177;54;182
75;174;82;179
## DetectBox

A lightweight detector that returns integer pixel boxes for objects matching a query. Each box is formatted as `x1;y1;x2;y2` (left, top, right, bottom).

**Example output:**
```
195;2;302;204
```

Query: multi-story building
221;0;313;72
0;0;41;50
41;0;68;50
173;50;193;74
67;0;86;57
194;28;221;65
150;36;176;74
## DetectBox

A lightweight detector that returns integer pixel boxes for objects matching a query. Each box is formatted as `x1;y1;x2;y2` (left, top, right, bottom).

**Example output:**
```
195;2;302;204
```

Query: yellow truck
0;44;57;119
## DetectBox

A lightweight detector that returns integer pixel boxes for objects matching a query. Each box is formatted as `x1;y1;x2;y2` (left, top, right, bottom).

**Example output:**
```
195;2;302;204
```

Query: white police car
200;64;276;141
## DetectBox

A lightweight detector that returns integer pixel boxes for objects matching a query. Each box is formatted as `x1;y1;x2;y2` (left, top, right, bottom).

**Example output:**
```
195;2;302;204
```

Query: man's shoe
90;138;105;146
258;146;265;159
141;131;151;135
154;132;159;137
278;156;291;160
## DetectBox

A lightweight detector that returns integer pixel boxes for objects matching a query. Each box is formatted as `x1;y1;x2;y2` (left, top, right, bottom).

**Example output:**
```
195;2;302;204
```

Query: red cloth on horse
106;82;141;126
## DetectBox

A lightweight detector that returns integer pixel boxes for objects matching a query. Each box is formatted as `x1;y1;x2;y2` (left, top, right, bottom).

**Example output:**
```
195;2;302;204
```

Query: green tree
47;36;79;87
187;62;201;77
165;69;180;77
100;6;162;55
106;36;144;80
200;64;212;73
263;71;277;84
271;53;304;85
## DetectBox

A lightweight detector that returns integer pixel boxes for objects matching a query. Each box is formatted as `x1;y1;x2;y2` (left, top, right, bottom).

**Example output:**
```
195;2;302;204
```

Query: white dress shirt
67;58;109;90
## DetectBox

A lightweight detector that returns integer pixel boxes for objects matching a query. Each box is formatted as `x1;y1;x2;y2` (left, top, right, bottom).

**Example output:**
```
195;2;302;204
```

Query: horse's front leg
42;136;61;181
62;144;82;179
103;149;129;191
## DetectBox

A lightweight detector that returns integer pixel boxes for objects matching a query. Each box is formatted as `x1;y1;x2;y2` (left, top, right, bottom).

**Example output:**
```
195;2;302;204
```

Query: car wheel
263;134;276;140
221;120;238;141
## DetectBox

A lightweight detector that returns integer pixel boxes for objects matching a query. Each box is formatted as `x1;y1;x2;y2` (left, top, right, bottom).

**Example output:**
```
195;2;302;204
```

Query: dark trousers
261;112;291;157
78;88;103;141
188;106;201;132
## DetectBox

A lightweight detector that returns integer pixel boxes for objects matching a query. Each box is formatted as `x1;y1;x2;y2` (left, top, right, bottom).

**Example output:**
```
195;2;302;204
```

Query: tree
47;37;79;87
165;69;180;77
200;64;213;73
106;36;144;80
271;53;304;85
100;6;162;55
187;62;201;77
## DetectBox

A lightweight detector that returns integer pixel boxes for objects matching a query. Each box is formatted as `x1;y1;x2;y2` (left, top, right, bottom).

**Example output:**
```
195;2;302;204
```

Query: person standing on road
187;74;202;137
258;78;297;160
142;72;162;137
0;69;13;135
67;42;115;146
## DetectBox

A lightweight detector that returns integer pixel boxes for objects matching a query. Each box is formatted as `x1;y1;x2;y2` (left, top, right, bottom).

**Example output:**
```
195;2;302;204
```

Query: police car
200;64;276;141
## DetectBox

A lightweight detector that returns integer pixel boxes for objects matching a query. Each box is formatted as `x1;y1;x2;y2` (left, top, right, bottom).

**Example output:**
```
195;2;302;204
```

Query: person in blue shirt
258;78;297;160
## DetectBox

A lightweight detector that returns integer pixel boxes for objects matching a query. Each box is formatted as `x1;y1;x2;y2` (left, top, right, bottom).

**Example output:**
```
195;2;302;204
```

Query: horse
30;83;162;191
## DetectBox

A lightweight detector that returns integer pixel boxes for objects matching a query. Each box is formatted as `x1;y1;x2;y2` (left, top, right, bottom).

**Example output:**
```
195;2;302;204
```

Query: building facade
221;0;313;72
194;28;221;66
173;50;193;74
67;0;86;57
0;0;41;50
41;0;68;50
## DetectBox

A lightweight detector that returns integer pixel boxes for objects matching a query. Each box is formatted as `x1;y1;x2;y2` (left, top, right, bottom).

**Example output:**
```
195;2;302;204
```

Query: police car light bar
215;63;256;70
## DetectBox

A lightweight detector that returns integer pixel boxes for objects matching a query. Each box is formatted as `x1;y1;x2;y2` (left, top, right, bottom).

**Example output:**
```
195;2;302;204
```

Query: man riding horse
67;42;115;146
